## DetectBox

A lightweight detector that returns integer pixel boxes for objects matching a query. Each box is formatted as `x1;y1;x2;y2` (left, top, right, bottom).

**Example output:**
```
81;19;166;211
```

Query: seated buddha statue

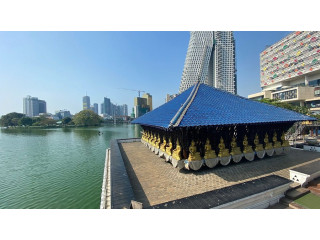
172;139;182;160
264;133;273;150
273;132;282;148
230;136;242;155
154;134;161;149
188;140;201;161
281;132;290;147
204;138;217;159
166;138;173;156
242;135;253;153
253;134;264;151
160;138;167;152
218;137;230;157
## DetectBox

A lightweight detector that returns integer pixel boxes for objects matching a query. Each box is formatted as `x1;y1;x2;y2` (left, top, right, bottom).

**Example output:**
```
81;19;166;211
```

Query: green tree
62;117;72;125
73;110;103;126
19;116;33;126
258;98;310;115
0;112;25;127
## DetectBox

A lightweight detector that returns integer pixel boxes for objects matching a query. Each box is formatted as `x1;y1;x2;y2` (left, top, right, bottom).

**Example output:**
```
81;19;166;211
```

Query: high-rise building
55;110;71;120
179;31;237;94
134;97;150;118
123;104;128;116
38;100;47;114
101;97;111;115
93;103;98;114
142;93;153;111
83;96;90;110
23;95;47;117
248;31;320;113
101;103;105;114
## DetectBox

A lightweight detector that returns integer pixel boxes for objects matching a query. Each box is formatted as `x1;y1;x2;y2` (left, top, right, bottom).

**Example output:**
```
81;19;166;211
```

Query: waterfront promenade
119;142;320;208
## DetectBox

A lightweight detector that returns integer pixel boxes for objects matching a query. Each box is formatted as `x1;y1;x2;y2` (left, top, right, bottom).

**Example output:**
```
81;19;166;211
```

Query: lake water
0;124;141;209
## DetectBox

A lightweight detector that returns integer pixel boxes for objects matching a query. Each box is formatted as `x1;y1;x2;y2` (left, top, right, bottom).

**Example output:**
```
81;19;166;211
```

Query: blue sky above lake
0;31;291;116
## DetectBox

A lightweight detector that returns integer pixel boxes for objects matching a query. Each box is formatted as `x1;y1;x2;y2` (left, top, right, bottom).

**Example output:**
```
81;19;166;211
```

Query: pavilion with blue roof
132;82;316;170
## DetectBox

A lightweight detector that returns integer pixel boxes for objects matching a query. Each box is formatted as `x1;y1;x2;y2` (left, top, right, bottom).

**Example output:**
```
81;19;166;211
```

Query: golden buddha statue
264;133;273;150
148;132;153;144
281;132;290;147
172;139;182;160
273;132;282;148
188;140;201;161
242;135;253;153
230;136;242;156
166;138;173;156
151;133;157;146
160;138;167;152
155;134;161;149
254;134;264;151
218;137;230;157
204;138;217;159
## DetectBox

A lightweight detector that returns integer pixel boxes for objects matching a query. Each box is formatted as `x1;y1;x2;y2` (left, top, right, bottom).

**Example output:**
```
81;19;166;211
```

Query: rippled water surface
0;124;141;209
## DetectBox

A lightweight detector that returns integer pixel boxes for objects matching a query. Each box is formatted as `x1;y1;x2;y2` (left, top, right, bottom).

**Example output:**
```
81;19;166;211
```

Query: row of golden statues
141;130;290;162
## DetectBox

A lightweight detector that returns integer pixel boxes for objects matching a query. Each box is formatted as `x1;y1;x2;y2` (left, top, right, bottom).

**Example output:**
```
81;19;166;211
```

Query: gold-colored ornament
254;134;264;151
264;133;273;150
160;137;167;152
172;139;182;160
147;132;152;143
155;134;161;148
218;137;230;157
230;136;242;155
188;140;201;161
166;138;173;156
273;132;282;148
151;133;157;146
243;135;253;153
281;132;290;147
204;138;217;159
142;131;147;141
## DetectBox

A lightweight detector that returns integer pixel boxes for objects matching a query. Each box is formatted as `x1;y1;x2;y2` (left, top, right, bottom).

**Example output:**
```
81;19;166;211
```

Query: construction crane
118;88;146;97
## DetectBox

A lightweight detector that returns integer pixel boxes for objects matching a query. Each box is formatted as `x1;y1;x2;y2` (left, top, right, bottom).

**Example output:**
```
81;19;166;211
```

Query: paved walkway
120;142;320;208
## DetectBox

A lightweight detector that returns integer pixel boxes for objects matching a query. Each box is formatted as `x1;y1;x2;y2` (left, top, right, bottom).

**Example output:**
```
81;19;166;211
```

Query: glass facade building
179;31;237;94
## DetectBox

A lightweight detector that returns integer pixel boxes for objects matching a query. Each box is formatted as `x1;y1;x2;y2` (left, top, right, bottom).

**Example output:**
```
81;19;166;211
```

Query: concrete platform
109;140;320;208
290;160;320;187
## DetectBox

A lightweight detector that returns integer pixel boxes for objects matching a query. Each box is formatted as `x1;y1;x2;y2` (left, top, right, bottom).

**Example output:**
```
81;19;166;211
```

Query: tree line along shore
0;110;131;128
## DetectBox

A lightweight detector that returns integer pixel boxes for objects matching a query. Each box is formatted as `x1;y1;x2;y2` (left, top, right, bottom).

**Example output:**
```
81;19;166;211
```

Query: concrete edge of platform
100;148;111;209
214;182;291;209
108;139;140;209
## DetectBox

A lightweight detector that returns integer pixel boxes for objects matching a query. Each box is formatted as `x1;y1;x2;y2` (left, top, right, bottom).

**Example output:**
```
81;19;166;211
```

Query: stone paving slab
147;175;291;209
119;142;320;208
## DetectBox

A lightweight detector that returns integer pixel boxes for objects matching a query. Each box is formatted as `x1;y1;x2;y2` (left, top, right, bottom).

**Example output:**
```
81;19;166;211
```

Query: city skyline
0;31;291;117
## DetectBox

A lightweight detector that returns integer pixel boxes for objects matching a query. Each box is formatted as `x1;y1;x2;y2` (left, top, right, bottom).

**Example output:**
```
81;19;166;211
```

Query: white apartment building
248;31;320;113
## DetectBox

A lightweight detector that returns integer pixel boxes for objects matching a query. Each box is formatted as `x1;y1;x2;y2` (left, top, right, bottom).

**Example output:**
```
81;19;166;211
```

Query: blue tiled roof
131;83;316;128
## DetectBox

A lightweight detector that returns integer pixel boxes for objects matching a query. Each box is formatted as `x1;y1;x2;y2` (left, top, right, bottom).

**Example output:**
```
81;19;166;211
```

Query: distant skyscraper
103;97;111;115
179;31;237;94
23;95;47;117
55;110;71;120
101;103;105;114
123;104;128;116
93;103;98;114
142;93;153;111
83;95;90;110
134;97;150;118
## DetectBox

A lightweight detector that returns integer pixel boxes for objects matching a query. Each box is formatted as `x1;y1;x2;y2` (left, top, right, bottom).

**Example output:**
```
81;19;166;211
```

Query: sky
0;31;292;117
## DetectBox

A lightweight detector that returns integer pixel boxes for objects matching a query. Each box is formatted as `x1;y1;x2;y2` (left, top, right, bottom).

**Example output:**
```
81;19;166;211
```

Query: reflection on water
1;127;56;136
73;127;101;141
0;124;141;209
